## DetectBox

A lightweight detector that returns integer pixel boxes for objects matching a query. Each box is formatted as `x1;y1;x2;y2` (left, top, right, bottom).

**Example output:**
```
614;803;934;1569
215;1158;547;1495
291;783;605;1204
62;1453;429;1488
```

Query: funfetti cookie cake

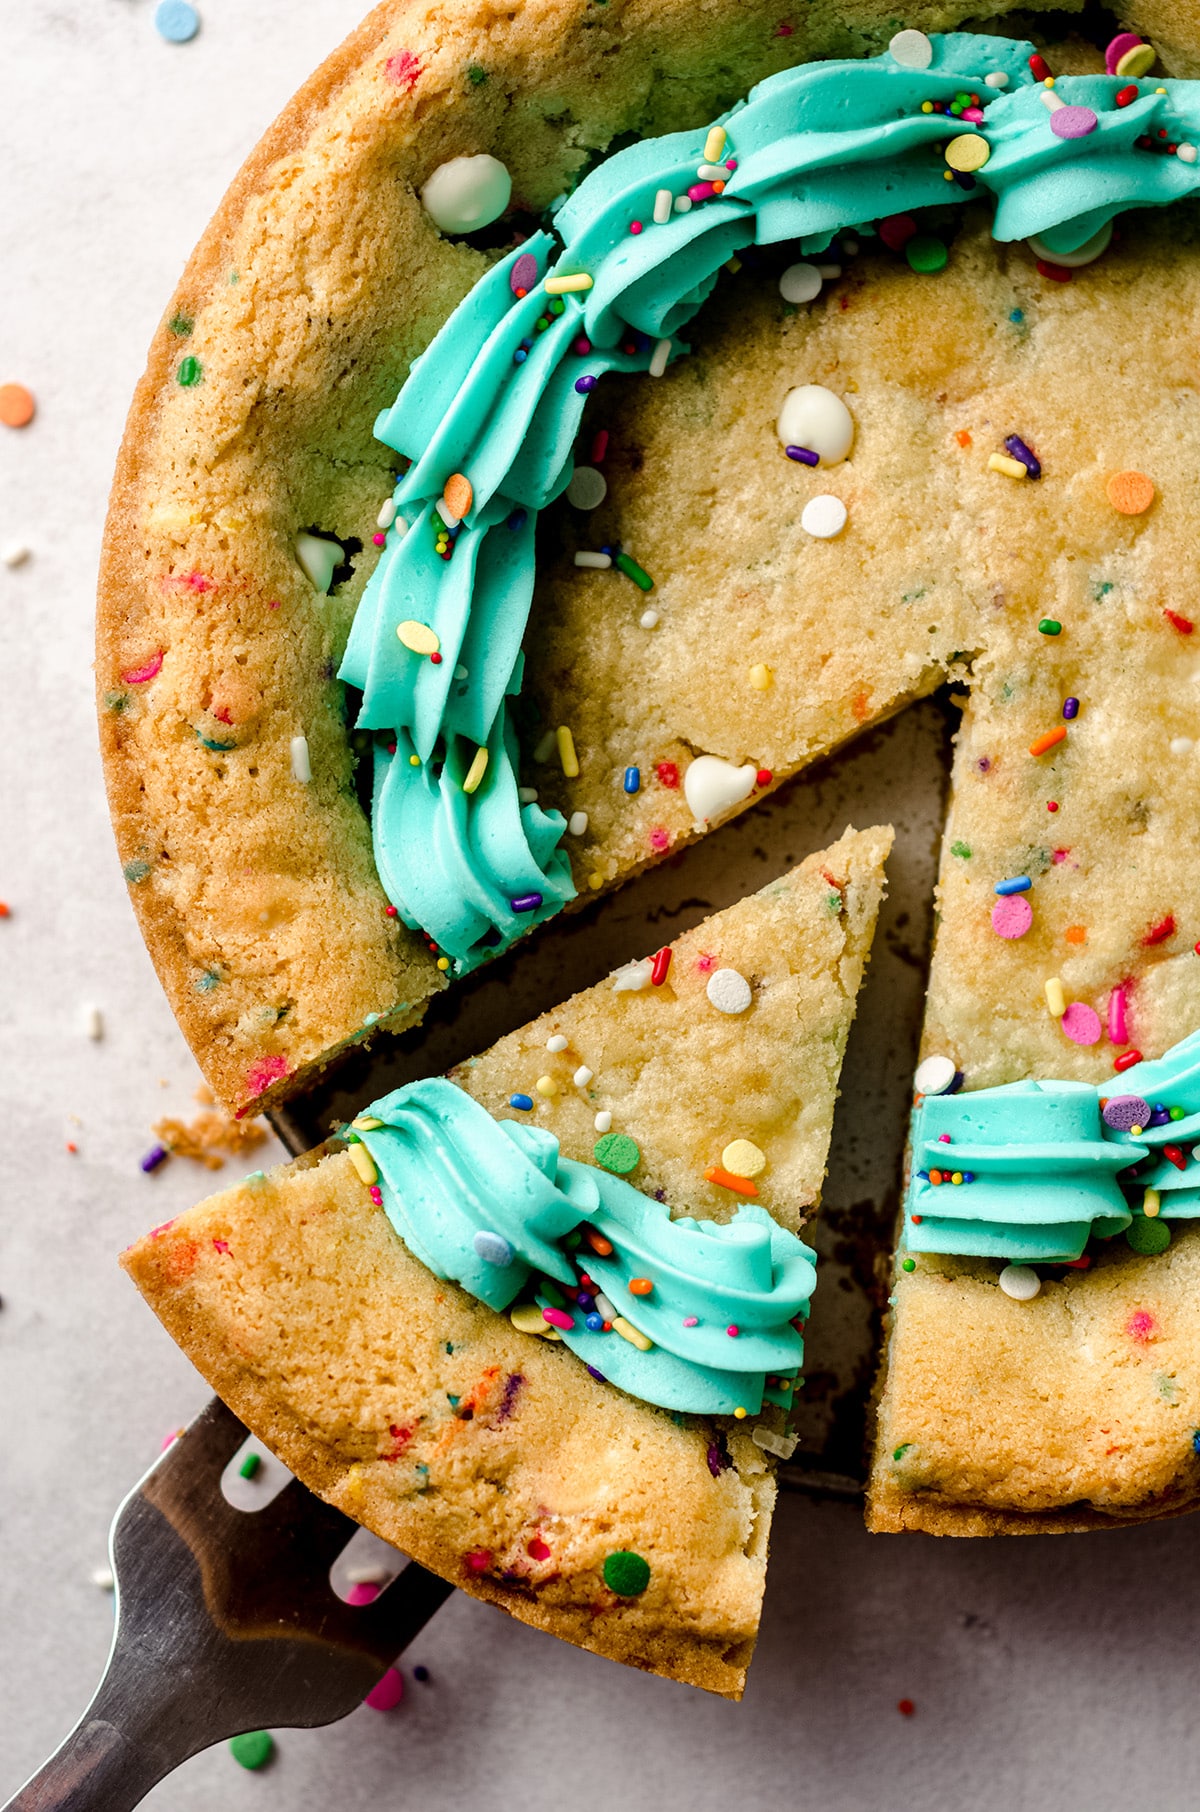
124;829;891;1695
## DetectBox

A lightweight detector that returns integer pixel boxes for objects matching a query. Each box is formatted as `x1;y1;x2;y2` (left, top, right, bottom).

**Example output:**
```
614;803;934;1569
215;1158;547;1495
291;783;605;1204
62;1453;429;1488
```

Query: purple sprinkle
496;1372;525;1423
585;1365;607;1384
1063;696;1079;720
575;375;597;394
785;445;820;466
1004;434;1041;478
706;1442;729;1478
1149;1105;1173;1128
1050;104;1099;140
1102;1095;1151;1132
511;252;538;295
510;892;543;913
141;1144;169;1174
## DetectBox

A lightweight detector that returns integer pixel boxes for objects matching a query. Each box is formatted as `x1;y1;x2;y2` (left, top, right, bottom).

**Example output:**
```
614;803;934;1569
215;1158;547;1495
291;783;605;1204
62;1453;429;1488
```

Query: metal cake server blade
2;1396;453;1812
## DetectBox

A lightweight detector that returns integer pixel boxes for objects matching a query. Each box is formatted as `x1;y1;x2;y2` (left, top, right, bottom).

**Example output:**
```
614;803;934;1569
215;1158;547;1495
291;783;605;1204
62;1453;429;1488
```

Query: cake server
1;1395;453;1812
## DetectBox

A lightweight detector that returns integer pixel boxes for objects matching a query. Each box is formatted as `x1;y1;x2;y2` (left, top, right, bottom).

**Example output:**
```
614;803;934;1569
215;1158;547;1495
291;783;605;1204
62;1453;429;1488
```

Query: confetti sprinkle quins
603;1550;651;1595
991;895;1033;939
421;156;512;234
365;1668;405;1711
706;967;752;1014
999;1264;1041;1301
154;0;200;40
721;1138;766;1177
801;494;848;539
594;1132;640;1174
229;1732;274;1771
1061;1002;1103;1045
914;1055;957;1096
1106;470;1156;516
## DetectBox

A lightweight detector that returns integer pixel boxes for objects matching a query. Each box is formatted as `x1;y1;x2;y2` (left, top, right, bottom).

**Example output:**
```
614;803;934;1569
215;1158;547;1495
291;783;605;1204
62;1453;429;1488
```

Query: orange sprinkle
851;689;871;723
443;472;473;519
583;1227;614;1257
955;429;972;447
1030;726;1067;756
1064;925;1087;945
1106;469;1155;516
704;1165;758;1197
628;1277;653;1296
0;902;9;917
0;383;35;428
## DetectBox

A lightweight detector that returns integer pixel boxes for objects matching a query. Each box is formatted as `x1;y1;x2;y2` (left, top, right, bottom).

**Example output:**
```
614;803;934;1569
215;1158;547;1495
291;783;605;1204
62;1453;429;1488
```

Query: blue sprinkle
1009;308;1024;323
414;1666;430;1682
623;766;640;794
509;1093;534;1111
154;0;200;41
473;1230;515;1267
994;876;1032;896
506;510;527;531
513;349;528;364
916;1170;930;1182
962;1171;975;1183
510;892;543;913
585;1312;604;1331
141;1144;169;1174
1193;1430;1200;1456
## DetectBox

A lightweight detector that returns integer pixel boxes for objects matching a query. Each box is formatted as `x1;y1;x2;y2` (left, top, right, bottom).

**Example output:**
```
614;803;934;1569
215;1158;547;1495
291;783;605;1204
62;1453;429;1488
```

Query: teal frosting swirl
341;32;1200;964
1124;1148;1200;1219
905;1080;1139;1262
355;1078;815;1416
1100;1031;1200;1147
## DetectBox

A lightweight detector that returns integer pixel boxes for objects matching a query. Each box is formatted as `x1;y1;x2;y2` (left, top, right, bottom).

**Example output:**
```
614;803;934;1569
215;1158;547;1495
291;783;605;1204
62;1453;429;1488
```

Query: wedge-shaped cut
123;825;890;1696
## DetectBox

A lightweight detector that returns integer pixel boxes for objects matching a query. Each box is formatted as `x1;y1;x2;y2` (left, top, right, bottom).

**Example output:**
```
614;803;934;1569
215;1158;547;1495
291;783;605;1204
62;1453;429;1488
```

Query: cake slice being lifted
123;824;890;1698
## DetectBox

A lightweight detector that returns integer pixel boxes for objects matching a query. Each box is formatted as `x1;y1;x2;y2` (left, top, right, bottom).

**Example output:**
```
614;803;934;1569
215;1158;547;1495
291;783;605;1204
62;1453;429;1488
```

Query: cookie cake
103;0;1200;1694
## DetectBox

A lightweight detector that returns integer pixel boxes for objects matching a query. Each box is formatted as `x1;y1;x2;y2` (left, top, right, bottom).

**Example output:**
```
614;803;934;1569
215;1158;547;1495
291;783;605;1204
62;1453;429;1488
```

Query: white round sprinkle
888;27;933;69
776;385;855;465
517;786;538;804
815;262;842;280
999;1264;1042;1302
546;1034;569;1053
640;608;660;629
1170;736;1195;756
594;1110;613;1133
2;541;31;568
801;494;848;539
376;497;397;529
1178;143;1198;163
706;967;753;1015
683;754;757;823
91;1565;115;1591
420;154;512;235
1026;220;1112;268
984;70;1010;88
914;1054;958;1097
779;261;823;304
674;194;693;214
566;466;608;510
290;734;312;784
79;1004;104;1041
574;1065;594;1087
574;550;612;569
568;810;589;836
294;531;342;594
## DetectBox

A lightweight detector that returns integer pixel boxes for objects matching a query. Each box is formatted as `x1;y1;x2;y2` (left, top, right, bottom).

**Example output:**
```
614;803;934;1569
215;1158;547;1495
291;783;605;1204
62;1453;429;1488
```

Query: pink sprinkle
630;221;643;235
1052;848;1070;864
648;827;670;852
159;1427;184;1452
696;953;716;973
162;569;214;593
212;1237;230;1254
527;1536;551;1560
1105;31;1144;73
726;1324;739;1337
1108;986;1128;1045
365;1666;404;1711
149;1218;178;1240
683;1315;699;1327
688;181;716;202
268;599;281;610
938;1133;951;1144
384;50;422;92
572;335;591;355
1061;1002;1103;1045
373;531;386;547
991;895;1033;939
346;1581;380;1606
1126;1309;1156;1343
725;158;738;172
121;650;165;686
542;1307;574;1330
243;1053;290;1098
464;1548;492;1574
775;21;794;35
960;105;985;122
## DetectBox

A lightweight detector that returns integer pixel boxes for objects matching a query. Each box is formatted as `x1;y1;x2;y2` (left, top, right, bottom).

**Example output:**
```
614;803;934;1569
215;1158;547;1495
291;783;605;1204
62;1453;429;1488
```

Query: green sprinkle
229;270;239;284
238;1452;261;1480
548;296;565;316
105;690;129;714
1127;1216;1171;1256
447;1394;460;1407
1157;1373;1179;1403
195;968;221;993
122;859;152;884
541;1279;568;1309
826;891;843;914
176;355;202;387
1038;618;1062;636
198;733;236;751
892;1443;913;1464
902;1257;916;1272
466;62;488;84
1170;1106;1185;1121
445;1341;454;1353
1092;580;1114;601
951;840;972;860
594;1132;640;1174
614;552;654;592
905;234;947;275
168;312;193;337
603;1550;650;1596
229;1732;274;1771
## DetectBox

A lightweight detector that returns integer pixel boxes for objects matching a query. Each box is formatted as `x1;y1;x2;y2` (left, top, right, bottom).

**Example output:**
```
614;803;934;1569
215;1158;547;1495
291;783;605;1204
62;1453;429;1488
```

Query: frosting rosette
355;1078;816;1415
1099;1030;1200;1148
906;1080;1140;1262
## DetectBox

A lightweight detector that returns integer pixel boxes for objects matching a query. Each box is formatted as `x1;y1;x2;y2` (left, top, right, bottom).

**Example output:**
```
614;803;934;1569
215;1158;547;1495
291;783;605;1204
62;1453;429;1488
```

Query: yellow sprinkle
556;724;579;778
612;1315;654;1352
536;1075;558;1098
396;619;440;656
436;956;450;971
344;1463;365;1505
921;100;933;113
462;744;489;794
951;1171;963;1185
725;254;742;274
749;663;773;691
1044;976;1066;1018
733;1406;747;1420
1130;1125;1144;1139
945;133;990;173
544;272;593;295
704;125;727;164
1143;1188;1162;1219
511;1302;556;1337
409;753;421;766
588;871;604;890
347;1142;378;1187
351;1116;383;1131
1115;44;1157;78
1043;75;1055;88
722;1138;766;1178
988;453;1028;480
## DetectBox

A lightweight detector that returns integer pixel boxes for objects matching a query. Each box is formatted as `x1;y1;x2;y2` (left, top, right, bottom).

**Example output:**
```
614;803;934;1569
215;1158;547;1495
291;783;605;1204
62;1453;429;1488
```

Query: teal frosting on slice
341;32;1200;967
1125;1148;1200;1218
357;1078;815;1416
906;1080;1140;1262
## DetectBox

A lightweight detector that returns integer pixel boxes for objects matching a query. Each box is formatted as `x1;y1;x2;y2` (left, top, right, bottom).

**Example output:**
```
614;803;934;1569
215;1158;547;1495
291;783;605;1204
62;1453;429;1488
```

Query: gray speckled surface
3;5;1199;1807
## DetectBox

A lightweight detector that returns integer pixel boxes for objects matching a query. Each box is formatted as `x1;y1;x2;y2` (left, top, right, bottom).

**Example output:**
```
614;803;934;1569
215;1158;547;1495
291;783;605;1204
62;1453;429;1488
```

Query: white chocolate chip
420;154;512;235
776;385;855;465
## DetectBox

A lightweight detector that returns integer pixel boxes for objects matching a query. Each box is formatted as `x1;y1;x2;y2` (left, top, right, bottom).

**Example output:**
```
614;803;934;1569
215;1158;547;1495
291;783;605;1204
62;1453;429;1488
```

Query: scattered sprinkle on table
0;384;35;428
365;1667;405;1711
1106;469;1155;516
229;1731;274;1771
155;0;200;39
